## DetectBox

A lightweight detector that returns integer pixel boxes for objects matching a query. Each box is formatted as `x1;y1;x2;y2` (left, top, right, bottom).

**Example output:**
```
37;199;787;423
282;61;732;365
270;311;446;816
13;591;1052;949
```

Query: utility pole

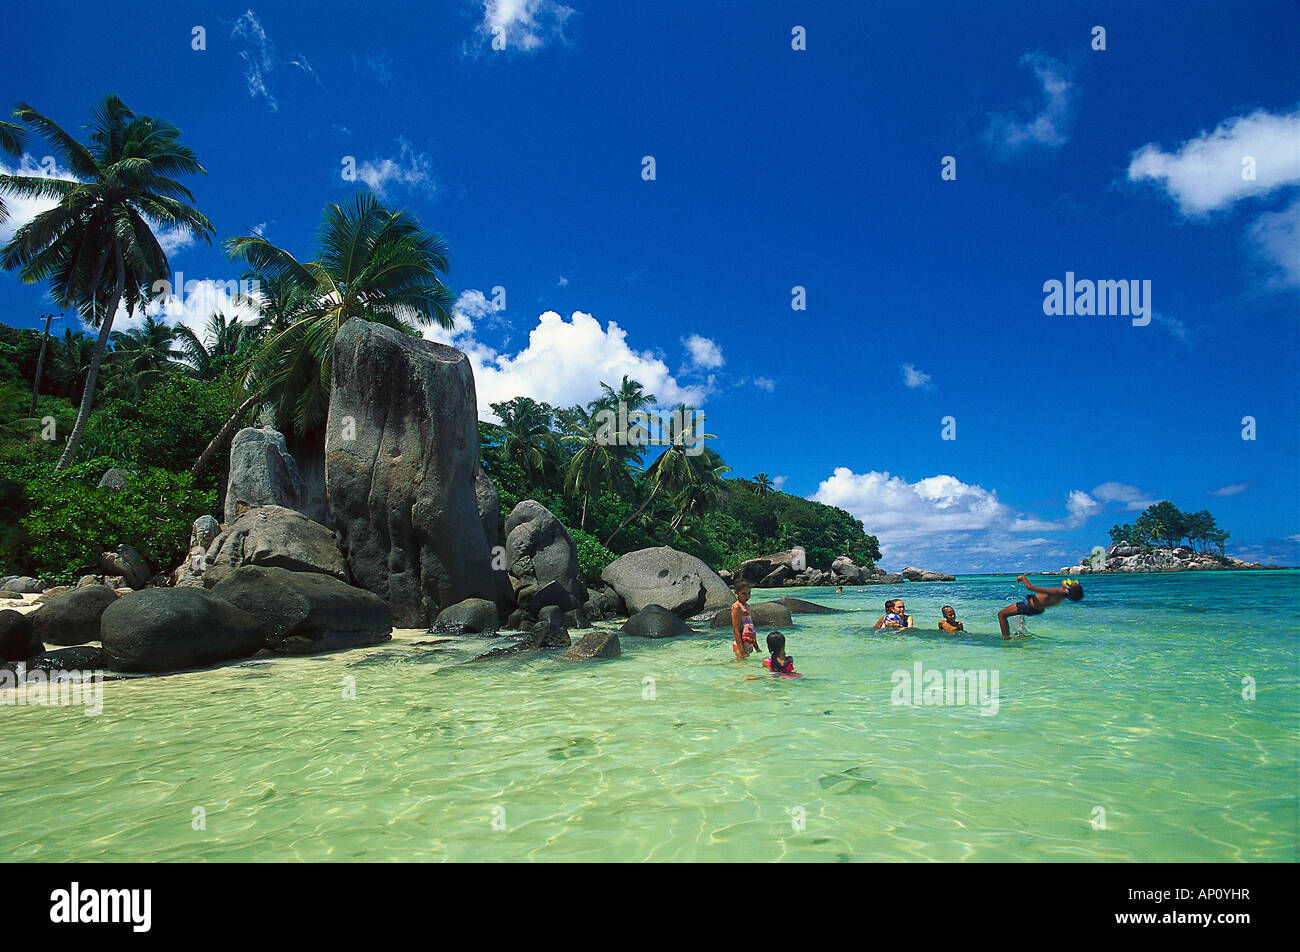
29;312;63;416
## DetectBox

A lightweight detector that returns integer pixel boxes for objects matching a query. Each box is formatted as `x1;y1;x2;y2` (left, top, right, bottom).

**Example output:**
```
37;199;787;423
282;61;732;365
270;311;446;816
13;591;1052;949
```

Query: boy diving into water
997;574;1083;638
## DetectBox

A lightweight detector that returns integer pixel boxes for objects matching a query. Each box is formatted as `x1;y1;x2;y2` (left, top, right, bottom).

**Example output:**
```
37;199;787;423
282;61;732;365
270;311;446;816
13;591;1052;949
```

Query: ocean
2;571;1297;861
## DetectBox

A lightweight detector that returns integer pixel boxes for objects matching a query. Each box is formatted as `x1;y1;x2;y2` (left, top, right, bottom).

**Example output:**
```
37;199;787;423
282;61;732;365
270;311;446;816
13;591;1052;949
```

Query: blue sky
2;0;1297;572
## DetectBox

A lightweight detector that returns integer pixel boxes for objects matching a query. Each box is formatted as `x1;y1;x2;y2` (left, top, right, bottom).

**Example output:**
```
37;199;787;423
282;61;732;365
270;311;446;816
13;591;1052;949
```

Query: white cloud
1209;482;1251;497
683;334;724;370
752;376;776;393
430;308;711;420
93;278;260;342
900;362;932;389
1248;195;1300;287
1090;482;1154;511
470;0;575;53
771;475;788;491
1149;309;1191;344
1127;107;1300;216
0;157;77;246
811;469;1010;544
984;52;1076;155
232;10;279;110
809;468;1123;570
352;138;435;199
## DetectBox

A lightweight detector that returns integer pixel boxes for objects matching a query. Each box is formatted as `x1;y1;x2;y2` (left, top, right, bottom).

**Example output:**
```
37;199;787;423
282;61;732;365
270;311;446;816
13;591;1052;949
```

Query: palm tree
669;448;731;531
110;313;184;395
562;405;629;531
488;396;556;485
0;96;214;470
0;118;28;224
753;473;773;496
198;192;454;491
604;403;717;547
174;311;260;380
590;375;656;464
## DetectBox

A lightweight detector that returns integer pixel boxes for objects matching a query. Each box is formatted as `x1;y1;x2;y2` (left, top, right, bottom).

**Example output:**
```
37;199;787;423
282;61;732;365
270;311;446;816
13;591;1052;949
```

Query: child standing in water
997;575;1083;638
938;605;965;633
731;581;759;660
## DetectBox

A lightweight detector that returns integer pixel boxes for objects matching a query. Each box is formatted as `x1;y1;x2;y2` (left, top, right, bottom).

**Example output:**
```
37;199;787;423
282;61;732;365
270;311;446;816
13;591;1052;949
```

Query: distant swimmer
997;575;1083;638
938;605;965;633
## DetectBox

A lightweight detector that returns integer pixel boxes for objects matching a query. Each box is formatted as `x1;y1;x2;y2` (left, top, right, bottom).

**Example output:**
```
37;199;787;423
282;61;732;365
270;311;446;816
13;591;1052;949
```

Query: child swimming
938;605;964;633
762;631;797;675
997;574;1083;638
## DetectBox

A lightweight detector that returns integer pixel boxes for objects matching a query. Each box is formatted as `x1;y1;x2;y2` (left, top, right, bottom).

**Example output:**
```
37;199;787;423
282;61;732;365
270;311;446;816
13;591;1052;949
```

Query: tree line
1108;500;1230;553
0;94;880;582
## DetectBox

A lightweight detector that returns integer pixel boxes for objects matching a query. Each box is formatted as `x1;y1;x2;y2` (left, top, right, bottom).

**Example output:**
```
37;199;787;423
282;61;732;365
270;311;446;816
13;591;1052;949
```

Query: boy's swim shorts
1015;594;1042;615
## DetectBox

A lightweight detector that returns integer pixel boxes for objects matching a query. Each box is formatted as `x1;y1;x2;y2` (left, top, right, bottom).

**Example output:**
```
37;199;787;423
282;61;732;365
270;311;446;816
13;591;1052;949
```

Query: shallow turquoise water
2;571;1297;861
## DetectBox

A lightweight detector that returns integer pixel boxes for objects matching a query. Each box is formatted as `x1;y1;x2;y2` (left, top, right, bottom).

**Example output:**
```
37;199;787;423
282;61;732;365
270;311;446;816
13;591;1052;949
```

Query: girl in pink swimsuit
731;582;759;660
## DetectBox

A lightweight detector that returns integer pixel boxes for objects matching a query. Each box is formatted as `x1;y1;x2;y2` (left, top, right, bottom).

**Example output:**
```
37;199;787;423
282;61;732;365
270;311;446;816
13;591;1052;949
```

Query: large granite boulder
710;600;793;630
1;576;42;594
737;550;804;585
773;596;842;614
601;546;733;618
101;589;263;672
0;610;38;662
325;320;508;628
475;470;500;550
562;627;621;660
224;426;303;523
504;500;587;613
99;543;152;589
29;586;119;647
204;505;349;588
211;565;391;655
900;566;956;582
622;604;693;639
831;556;866;584
432;597;500;634
760;564;793;587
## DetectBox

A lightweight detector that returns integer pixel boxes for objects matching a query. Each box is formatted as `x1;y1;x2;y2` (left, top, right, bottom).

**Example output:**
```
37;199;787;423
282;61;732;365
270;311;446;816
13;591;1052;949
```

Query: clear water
2;571;1297;862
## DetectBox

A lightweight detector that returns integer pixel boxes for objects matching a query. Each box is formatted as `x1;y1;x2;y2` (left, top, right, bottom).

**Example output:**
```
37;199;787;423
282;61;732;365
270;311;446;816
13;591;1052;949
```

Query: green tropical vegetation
1108;500;1230;553
0;94;880;585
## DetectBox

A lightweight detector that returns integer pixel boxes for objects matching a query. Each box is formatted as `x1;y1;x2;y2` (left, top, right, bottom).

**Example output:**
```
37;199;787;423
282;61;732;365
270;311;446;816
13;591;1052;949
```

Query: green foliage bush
0;456;216;582
569;527;616;581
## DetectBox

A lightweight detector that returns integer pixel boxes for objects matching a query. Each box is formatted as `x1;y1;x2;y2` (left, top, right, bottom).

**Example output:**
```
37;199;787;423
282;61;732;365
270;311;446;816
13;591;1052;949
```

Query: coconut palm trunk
190;387;268;481
56;250;123;470
604;480;662;548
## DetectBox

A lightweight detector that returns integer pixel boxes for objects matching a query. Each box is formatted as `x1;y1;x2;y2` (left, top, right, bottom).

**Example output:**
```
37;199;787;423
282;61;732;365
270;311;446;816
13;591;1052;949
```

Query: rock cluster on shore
2;318;961;678
1058;542;1272;575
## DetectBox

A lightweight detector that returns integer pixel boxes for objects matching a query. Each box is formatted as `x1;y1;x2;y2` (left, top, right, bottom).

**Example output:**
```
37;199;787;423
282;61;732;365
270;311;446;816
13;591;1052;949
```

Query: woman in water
731;581;759;660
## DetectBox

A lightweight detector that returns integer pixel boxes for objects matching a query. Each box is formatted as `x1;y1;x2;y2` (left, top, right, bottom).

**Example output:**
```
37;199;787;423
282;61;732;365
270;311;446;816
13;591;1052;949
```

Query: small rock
562;628;621;660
